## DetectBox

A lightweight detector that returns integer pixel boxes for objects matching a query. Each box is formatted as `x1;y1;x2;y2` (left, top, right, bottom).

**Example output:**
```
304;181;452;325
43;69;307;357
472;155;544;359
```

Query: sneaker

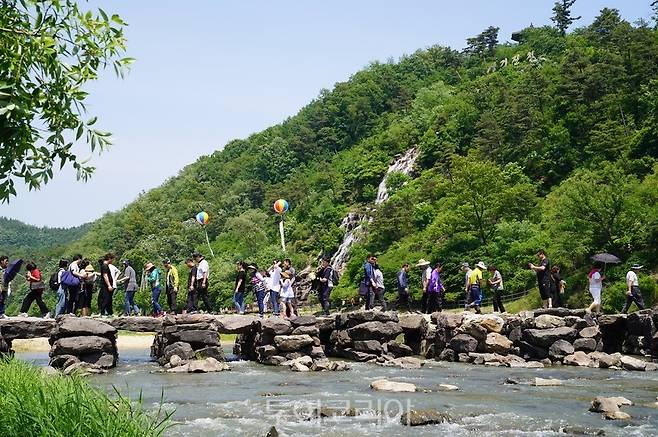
0;314;7;319
19;312;28;318
43;312;51;319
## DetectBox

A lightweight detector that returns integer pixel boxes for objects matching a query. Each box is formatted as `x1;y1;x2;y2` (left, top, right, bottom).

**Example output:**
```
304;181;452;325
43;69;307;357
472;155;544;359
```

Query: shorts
80;284;94;308
539;285;551;300
589;288;601;305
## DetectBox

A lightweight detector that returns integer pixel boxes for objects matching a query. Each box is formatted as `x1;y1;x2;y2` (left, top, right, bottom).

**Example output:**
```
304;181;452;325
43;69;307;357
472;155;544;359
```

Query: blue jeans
469;285;482;306
124;290;140;315
269;290;280;315
255;289;266;315
55;287;67;316
234;291;245;313
151;286;162;314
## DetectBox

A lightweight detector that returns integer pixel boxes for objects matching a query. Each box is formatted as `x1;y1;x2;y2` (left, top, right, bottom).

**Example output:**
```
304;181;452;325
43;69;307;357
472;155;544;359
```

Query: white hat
416;259;430;267
476;261;487;270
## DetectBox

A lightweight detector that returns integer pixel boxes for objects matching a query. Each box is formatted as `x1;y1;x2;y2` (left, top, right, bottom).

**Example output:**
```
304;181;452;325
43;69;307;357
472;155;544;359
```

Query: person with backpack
66;254;84;314
19;262;50;318
394;263;412;313
54;258;69;317
251;265;268;318
317;257;335;316
145;262;163;317
78;259;97;317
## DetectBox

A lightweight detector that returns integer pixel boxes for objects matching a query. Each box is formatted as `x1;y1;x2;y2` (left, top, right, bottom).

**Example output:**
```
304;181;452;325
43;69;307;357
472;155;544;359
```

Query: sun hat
416;259;430;267
630;264;643;270
461;262;470;268
144;262;155;271
84;265;95;273
476;261;487;270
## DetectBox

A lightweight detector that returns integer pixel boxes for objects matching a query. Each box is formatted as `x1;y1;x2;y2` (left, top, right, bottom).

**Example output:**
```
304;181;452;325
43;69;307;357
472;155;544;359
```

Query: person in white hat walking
466;261;486;314
622;264;645;314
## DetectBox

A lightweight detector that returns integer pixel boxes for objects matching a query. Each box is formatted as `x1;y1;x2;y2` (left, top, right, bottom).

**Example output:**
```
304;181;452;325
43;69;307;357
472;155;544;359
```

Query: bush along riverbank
0;358;172;437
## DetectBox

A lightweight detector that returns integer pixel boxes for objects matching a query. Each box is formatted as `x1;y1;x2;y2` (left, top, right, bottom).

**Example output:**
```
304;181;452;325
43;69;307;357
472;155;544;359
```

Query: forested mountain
0;217;89;252
8;5;658;314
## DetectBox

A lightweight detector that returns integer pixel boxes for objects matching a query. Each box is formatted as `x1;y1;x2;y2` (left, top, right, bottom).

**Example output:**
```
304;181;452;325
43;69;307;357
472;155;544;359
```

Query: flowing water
17;345;658;437
331;148;420;272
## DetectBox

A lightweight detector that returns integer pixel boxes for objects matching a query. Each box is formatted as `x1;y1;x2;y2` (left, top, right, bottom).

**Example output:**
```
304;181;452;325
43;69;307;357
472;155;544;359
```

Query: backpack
60;270;80;288
49;271;60;291
329;268;339;288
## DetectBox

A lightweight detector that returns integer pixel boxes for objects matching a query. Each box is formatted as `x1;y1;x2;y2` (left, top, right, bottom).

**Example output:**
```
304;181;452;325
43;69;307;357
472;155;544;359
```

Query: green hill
15;6;658;313
0;217;89;252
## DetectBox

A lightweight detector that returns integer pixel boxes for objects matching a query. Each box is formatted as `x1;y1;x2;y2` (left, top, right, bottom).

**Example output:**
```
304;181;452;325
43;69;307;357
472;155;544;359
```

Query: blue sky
1;0;652;228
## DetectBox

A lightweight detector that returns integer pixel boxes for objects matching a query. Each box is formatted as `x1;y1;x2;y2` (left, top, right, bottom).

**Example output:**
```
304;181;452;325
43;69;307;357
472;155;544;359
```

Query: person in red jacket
19;262;50;318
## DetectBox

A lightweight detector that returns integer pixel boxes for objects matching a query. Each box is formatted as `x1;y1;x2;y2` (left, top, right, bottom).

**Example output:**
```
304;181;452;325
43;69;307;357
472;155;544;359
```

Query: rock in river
370;379;416;393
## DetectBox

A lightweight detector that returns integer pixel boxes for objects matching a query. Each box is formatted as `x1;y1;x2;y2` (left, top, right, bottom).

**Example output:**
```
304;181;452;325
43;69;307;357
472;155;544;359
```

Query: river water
16;345;658;437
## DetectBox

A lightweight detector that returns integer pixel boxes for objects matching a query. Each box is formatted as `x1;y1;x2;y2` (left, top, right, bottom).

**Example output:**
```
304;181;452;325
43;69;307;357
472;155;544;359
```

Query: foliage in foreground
0;358;172;437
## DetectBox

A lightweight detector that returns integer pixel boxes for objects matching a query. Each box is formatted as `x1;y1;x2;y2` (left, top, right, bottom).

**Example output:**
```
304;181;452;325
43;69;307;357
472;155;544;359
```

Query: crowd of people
0;248;650;320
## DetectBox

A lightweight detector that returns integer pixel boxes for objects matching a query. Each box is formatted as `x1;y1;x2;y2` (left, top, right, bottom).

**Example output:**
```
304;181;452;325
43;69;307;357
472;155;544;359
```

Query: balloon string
205;228;215;258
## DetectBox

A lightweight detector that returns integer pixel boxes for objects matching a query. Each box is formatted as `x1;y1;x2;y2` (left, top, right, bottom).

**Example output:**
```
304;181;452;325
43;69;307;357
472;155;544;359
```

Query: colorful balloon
273;199;289;214
196;211;209;225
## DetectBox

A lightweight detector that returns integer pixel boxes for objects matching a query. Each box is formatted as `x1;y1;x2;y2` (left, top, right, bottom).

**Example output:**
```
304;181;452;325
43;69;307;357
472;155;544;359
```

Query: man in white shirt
193;252;212;313
622;264;645;314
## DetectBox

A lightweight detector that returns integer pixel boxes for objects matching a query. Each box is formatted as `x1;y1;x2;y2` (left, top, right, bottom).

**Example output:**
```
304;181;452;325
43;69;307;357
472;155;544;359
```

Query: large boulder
50;336;114;356
398;313;429;334
329;330;352;348
370;379;416;393
214;315;258;333
563;351;592;367
273;335;314;352
449;334;478;354
597;314;627;353
463;314;505;333
579;326;600;339
549;340;575;360
588;351;621;369
291;315;317;327
292;325;320;336
260;318;293;335
485;332;513;354
105;316;163;332
534;314;566;329
590;397;621;414
457;321;488;342
341;349;377;362
347;321;402;342
400;409;449;426
56;317;117;339
162;341;195;363
522;327;578;348
169;330;220;347
194;346;225;362
338;311;398;329
626;310;654;337
519;341;549;360
573;338;597;352
431;313;463;329
353;340;384;355
0;317;57;340
620;355;650;371
387;341;414;358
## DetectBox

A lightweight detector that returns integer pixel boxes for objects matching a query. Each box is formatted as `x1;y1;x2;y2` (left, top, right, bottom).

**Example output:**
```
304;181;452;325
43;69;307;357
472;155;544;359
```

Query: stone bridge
1;308;657;375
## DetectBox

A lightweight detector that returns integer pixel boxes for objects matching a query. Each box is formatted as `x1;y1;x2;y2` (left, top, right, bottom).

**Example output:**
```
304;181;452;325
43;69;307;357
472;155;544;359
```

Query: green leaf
76;124;84;140
87;116;98;126
99;8;108;21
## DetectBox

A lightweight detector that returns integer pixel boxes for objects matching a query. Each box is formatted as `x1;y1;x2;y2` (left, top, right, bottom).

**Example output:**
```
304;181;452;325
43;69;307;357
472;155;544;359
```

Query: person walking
395;263;412;312
0;255;9;319
99;253;115;316
487;265;506;313
427;262;445;313
317;257;334;316
529;250;552;308
416;259;431;313
233;261;247;314
370;262;387;311
622;264;645;314
145;262;163;317
268;260;282;316
551;265;565;308
118;260;139;316
585;264;604;313
282;259;297;316
19;262;49;317
363;255;377;310
164;259;179;314
66;254;84;314
462;262;472;310
280;267;296;319
193;253;212;313
252;266;268;318
467;261;486;314
79;260;97;317
54;258;69;317
184;257;197;314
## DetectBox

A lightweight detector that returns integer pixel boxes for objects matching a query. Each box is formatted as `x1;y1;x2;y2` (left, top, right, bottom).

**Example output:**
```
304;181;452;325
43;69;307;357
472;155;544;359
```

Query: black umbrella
591;253;621;273
3;258;23;285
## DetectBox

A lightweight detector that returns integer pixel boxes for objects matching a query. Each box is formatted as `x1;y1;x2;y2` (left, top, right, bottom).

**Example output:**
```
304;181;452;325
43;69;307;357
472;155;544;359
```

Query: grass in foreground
0;358;173;437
